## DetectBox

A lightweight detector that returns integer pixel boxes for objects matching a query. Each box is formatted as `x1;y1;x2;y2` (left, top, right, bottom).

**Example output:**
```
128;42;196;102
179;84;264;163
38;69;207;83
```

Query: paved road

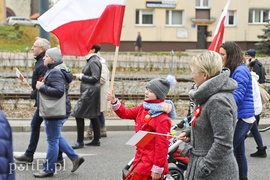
12;130;270;180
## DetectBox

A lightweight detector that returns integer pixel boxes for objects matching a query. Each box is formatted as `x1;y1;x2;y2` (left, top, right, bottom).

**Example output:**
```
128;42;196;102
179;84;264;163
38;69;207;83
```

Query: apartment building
2;0;270;52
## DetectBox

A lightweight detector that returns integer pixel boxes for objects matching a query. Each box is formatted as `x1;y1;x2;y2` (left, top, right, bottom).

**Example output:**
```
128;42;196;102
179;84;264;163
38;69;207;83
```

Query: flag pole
109;46;119;93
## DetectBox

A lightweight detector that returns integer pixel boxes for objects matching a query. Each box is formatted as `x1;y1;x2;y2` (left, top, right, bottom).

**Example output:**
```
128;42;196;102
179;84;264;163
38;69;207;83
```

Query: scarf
143;99;177;118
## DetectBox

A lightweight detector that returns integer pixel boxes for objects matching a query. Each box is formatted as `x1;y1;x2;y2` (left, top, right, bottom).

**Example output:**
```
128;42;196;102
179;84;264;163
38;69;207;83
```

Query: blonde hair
190;51;223;78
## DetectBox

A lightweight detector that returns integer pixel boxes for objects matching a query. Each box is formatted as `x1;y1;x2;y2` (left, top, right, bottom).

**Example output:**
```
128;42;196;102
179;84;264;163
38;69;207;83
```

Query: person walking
134;32;142;56
14;37;63;165
107;75;177;180
220;42;255;180
0;110;15;180
33;47;84;178
248;63;267;158
245;49;266;84
245;49;269;137
179;51;239;180
84;54;110;139
71;44;102;149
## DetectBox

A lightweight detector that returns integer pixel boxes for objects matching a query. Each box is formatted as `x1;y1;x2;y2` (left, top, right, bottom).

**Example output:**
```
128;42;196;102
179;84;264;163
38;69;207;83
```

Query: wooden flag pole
109;46;119;93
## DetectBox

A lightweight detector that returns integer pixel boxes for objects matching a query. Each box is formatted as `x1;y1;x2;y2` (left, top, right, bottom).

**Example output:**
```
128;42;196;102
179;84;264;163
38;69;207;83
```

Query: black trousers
75;117;100;142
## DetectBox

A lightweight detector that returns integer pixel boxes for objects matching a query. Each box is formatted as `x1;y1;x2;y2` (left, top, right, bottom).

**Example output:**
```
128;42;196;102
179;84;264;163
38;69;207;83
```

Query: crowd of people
0;38;268;179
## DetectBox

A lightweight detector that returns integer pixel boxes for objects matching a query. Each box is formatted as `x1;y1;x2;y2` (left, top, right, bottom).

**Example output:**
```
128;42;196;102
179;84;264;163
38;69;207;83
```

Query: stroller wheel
168;167;184;180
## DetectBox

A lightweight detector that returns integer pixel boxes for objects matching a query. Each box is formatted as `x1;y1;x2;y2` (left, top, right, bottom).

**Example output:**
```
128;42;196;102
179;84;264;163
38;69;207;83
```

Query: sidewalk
8;117;270;132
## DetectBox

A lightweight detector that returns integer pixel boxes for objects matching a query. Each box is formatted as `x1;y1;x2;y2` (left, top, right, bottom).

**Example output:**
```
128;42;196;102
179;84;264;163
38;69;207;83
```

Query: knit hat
146;75;176;99
46;47;63;62
245;49;256;58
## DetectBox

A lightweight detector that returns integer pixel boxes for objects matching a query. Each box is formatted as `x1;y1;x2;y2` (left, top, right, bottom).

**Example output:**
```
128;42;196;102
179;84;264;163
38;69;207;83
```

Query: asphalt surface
8;117;270;132
11;130;270;180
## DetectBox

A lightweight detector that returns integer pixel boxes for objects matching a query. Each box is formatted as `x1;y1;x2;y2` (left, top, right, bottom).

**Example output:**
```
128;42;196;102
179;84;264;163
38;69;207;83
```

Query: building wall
6;0;31;17
3;0;270;52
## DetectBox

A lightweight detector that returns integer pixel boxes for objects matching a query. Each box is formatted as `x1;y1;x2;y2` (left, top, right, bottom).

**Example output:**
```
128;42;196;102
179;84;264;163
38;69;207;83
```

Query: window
249;9;270;24
196;0;208;8
136;10;154;25
166;10;183;25
226;10;236;26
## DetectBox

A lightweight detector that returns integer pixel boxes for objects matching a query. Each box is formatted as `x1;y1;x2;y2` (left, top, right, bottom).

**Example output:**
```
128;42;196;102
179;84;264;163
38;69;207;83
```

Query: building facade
3;0;270;52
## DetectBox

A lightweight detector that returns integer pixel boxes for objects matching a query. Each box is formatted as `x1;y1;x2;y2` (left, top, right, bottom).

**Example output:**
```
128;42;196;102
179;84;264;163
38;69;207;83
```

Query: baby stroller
122;117;190;180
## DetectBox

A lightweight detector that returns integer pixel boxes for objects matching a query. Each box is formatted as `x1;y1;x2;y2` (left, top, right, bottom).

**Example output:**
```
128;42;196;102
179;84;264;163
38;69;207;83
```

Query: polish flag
15;68;24;82
38;0;126;56
126;130;172;148
208;0;231;52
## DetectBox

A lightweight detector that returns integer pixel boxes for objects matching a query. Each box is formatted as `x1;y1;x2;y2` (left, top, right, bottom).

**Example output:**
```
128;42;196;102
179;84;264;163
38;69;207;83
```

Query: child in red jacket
107;75;177;180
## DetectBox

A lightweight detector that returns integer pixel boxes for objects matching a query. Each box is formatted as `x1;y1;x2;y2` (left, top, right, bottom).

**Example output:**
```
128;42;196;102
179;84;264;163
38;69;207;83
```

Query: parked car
6;16;39;27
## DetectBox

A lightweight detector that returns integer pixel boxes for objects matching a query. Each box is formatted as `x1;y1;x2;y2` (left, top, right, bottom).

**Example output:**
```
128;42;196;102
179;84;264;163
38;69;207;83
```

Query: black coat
72;55;102;119
30;51;48;106
38;62;73;120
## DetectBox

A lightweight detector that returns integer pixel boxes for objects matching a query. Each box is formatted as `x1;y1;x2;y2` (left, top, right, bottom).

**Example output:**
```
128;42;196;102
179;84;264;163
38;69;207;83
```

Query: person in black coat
0;110;15;180
71;45;102;149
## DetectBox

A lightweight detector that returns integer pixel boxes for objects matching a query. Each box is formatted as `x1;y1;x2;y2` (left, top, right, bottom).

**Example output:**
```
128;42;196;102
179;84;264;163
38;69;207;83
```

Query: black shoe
250;146;267;158
33;170;53;178
85;140;100;146
72;142;84;149
14;154;33;163
71;156;85;172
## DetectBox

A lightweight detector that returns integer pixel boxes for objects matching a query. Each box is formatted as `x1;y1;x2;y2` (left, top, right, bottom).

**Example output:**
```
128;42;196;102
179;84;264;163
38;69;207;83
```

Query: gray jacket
183;69;239;180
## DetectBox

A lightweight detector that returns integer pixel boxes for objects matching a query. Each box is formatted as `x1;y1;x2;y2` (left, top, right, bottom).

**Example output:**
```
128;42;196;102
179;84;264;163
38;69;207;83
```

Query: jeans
43;115;78;173
25;109;43;157
233;118;253;179
25;109;63;160
90;112;105;128
250;115;264;148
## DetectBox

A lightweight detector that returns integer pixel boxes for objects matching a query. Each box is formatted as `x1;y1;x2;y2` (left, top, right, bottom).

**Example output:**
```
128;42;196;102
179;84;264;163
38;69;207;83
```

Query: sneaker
14;154;33;163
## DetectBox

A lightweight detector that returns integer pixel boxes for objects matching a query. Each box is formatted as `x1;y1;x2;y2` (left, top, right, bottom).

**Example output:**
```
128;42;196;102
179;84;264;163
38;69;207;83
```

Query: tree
256;20;270;55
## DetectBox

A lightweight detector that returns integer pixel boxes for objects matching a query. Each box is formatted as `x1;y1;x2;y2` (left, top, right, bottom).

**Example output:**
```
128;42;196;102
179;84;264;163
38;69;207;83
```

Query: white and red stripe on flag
15;68;24;82
208;0;231;52
126;130;172;148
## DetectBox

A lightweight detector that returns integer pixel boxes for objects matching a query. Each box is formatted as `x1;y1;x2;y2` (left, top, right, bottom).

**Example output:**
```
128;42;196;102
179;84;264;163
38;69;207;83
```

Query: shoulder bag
39;69;66;118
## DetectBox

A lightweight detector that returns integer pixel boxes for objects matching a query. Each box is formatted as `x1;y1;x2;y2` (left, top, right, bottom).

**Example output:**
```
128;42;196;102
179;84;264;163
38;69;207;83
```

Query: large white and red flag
126;130;172;148
208;0;231;52
38;0;126;56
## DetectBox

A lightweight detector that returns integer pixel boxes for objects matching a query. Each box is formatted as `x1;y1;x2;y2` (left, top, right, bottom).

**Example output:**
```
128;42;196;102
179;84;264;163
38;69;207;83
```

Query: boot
84;127;93;140
250;146;267;158
100;127;107;138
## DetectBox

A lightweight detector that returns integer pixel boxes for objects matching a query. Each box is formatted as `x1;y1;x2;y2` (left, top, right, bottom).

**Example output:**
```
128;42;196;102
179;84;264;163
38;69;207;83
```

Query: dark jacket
71;54;102;119
38;61;73;120
0;110;15;180
30;51;48;106
249;58;266;83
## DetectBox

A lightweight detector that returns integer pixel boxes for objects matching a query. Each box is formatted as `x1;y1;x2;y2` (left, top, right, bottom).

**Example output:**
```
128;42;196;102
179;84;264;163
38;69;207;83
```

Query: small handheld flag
126;130;172;148
15;68;32;90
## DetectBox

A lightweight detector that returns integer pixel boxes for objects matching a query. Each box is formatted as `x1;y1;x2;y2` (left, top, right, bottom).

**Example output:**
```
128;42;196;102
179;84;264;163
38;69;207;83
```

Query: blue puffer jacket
232;64;255;118
0;110;15;180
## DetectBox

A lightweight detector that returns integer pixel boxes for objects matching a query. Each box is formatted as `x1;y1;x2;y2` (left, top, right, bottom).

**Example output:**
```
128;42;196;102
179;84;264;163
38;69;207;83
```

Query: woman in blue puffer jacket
220;42;255;180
